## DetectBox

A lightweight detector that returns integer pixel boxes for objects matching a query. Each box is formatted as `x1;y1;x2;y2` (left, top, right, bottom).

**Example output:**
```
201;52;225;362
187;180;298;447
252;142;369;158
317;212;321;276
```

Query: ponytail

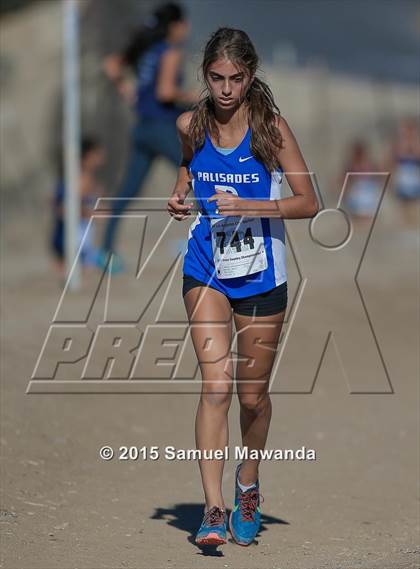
246;77;283;171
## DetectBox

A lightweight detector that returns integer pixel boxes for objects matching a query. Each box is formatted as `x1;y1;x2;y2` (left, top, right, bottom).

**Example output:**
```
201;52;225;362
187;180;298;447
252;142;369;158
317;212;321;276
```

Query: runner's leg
233;309;286;485
184;285;234;511
102;123;154;252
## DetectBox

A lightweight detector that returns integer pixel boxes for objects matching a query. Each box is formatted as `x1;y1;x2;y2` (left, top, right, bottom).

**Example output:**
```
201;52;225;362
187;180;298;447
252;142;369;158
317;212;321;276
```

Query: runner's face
206;58;251;111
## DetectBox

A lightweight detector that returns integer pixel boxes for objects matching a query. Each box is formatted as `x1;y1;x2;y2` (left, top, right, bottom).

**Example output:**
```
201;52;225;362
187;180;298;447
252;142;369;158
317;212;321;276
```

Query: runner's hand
167;191;193;221
207;189;251;216
117;79;137;107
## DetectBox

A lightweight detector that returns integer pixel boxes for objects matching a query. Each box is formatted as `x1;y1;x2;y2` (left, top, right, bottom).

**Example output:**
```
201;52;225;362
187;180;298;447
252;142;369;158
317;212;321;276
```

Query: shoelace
203;506;226;527
239;488;265;521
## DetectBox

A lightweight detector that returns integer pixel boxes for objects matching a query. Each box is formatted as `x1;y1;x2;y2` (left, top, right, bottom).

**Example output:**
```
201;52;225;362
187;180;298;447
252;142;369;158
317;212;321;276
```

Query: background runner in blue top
136;39;184;121
99;2;198;271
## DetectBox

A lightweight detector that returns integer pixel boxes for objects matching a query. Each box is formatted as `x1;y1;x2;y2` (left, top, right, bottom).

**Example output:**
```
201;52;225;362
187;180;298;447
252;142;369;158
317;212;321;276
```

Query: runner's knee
239;391;271;414
201;382;233;408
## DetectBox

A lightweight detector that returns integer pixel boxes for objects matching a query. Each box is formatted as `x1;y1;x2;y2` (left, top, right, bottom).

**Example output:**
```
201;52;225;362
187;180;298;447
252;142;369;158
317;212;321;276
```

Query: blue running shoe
229;463;264;546
195;505;227;546
95;249;125;274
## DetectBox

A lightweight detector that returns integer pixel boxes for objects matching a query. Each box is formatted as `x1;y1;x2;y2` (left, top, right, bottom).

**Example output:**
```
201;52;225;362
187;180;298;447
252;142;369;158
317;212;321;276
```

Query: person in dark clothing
98;2;199;271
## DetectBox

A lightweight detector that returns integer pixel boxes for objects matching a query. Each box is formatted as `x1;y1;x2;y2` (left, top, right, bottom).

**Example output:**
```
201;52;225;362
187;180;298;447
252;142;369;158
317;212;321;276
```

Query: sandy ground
1;166;419;569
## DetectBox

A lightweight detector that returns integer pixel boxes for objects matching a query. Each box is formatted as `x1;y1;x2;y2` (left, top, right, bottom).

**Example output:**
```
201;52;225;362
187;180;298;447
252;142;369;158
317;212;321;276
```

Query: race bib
211;216;268;279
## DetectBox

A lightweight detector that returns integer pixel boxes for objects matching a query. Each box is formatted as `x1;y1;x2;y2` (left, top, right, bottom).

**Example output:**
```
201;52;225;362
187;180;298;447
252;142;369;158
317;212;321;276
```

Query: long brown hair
189;27;284;171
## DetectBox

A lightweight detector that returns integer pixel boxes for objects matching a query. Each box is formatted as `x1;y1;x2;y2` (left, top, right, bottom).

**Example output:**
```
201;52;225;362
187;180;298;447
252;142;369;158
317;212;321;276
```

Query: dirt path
1;192;419;569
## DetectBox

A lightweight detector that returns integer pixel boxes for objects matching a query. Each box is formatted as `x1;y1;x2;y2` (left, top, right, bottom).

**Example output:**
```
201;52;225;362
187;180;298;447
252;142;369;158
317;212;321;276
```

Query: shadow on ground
151;502;289;556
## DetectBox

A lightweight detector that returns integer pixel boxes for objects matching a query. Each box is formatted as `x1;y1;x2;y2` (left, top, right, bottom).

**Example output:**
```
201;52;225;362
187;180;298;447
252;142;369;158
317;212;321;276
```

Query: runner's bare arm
173;111;194;194
167;112;194;220
103;53;136;104
272;115;319;218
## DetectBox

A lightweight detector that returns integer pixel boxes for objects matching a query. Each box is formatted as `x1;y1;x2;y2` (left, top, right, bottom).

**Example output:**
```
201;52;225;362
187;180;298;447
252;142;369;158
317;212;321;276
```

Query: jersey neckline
206;127;251;158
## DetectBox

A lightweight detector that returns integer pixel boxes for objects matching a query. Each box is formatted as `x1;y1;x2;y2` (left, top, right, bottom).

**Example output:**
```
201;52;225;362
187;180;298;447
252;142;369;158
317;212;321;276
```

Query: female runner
167;27;318;546
99;2;198;270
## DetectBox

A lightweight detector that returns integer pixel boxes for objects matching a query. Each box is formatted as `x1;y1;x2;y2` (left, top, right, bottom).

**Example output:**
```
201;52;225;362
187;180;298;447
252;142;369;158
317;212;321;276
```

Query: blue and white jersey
183;127;287;299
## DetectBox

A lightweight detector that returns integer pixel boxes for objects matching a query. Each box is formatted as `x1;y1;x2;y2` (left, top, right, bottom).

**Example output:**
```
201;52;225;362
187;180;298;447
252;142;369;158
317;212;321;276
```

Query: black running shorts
182;274;288;317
